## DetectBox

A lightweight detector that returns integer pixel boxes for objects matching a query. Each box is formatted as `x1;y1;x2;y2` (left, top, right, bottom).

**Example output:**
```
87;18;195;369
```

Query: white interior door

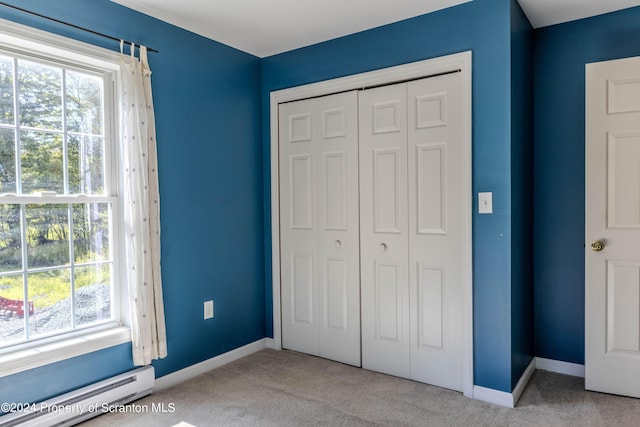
359;83;411;378
279;92;361;366
586;56;640;398
408;73;464;392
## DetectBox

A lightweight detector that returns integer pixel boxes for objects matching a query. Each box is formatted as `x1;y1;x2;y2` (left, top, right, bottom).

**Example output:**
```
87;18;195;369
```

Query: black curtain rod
0;2;158;53
281;69;462;104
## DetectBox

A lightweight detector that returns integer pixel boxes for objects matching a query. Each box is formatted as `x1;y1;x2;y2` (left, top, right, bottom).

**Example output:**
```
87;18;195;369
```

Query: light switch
478;192;493;214
204;300;214;319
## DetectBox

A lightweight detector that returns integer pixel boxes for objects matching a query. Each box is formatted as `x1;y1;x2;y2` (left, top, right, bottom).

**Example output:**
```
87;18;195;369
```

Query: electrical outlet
204;300;214;319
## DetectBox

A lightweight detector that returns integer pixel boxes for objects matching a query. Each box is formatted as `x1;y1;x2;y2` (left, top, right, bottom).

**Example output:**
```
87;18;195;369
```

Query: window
0;25;125;357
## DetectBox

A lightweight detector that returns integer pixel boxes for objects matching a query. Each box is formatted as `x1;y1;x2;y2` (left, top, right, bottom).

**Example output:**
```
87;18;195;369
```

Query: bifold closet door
279;91;361;366
407;73;464;392
359;72;464;391
359;83;411;378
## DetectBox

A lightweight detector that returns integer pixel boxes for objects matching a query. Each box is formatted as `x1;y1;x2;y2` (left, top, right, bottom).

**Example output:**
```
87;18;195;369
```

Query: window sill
0;326;131;378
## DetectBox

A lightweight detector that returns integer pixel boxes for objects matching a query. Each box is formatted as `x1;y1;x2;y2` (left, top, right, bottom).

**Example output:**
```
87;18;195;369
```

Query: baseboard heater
0;366;154;427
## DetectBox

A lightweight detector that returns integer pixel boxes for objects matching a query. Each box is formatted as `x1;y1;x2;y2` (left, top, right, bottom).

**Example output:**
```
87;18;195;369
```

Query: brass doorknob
591;240;605;252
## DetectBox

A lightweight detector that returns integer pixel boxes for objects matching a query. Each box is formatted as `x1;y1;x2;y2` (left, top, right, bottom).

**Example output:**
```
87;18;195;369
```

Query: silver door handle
379;243;387;252
335;240;342;248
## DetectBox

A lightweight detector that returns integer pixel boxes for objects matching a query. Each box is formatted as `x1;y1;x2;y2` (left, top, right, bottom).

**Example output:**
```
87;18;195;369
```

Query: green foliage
0;128;15;194
0;55;105;195
0;262;110;309
66;70;103;135
0;55;15;126
18;59;63;130
0;52;111;313
0;204;20;270
0;203;110;271
20;131;65;194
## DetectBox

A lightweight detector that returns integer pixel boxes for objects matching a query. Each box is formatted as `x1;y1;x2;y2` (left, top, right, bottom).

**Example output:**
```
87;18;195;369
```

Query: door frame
270;50;473;397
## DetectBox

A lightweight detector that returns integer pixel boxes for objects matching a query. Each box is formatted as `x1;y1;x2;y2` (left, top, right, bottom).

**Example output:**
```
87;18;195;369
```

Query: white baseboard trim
473;358;536;408
154;343;584;408
265;337;277;349
535;357;585;378
512;358;536;404
473;385;515;408
155;338;269;392
473;385;513;408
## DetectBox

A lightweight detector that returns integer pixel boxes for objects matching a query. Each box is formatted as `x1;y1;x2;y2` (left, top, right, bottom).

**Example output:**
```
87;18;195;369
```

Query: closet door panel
359;84;411;378
317;92;361;366
375;260;404;341
280;92;360;366
408;73;464;391
280;101;319;356
373;148;402;233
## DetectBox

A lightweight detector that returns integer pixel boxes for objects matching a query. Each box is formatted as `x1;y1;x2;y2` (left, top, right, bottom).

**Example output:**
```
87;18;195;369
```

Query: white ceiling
111;0;640;57
518;0;640;28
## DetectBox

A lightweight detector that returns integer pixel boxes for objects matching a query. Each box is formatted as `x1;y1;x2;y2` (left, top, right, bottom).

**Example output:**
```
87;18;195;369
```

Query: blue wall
0;0;264;404
7;0;635;402
509;0;534;388
262;0;517;392
533;6;640;365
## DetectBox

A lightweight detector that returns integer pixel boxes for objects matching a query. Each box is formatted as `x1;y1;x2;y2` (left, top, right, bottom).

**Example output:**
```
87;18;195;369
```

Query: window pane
0;55;14;125
20;130;64;194
68;135;105;194
0;47;116;347
18;59;62;130
66;71;103;135
74;264;111;327
0;273;26;346
73;203;110;263
26;204;69;268
28;269;71;338
0;204;21;273
0;128;16;193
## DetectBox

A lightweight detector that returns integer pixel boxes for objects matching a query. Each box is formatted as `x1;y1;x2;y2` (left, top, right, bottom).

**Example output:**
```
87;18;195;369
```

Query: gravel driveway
0;283;110;344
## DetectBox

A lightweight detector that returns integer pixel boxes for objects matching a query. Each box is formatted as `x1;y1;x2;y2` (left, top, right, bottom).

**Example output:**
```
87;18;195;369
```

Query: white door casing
270;51;473;397
279;92;361;366
586;56;640;398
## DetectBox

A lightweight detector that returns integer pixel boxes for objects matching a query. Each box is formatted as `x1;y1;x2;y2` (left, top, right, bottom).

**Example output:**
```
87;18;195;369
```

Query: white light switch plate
204;300;214;319
478;192;493;214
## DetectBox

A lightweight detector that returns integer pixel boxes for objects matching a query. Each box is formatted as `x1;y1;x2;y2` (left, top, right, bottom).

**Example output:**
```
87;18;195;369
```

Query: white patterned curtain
119;43;167;365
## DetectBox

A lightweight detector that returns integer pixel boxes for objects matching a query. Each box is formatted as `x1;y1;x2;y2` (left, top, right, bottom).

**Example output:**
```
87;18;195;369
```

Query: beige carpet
81;349;640;426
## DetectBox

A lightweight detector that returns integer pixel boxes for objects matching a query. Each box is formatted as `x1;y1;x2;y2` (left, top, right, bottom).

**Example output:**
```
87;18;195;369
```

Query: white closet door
359;84;411;378
281;73;465;388
408;73;464;391
280;92;361;366
316;92;360;366
280;99;318;356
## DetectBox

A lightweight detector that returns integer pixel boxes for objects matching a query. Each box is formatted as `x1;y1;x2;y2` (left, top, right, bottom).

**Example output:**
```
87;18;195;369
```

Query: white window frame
0;18;130;377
